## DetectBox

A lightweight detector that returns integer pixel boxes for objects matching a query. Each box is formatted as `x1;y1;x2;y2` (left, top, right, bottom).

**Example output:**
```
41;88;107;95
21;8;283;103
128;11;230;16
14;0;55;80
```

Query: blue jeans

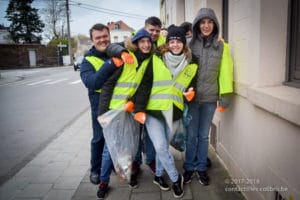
134;125;156;165
100;143;114;183
145;115;179;182
90;109;105;177
184;102;217;172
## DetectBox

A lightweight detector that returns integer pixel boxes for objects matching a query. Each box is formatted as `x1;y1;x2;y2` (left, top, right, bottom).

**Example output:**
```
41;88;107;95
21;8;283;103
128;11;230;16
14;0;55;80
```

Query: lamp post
66;0;72;64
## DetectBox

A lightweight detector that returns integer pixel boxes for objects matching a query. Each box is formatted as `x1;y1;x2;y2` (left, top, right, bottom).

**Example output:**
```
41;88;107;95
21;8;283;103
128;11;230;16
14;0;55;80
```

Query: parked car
73;56;83;71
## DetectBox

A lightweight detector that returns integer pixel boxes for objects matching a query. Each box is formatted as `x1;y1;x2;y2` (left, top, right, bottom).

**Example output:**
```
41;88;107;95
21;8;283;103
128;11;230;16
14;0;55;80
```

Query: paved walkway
0;109;245;200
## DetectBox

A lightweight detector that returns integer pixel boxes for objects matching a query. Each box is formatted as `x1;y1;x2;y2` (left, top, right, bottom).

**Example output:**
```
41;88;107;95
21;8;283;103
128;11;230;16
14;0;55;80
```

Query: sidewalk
0;110;245;200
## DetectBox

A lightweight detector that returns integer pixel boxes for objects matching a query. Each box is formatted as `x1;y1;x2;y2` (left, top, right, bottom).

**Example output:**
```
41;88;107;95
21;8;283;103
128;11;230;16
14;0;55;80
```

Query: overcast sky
0;0;160;37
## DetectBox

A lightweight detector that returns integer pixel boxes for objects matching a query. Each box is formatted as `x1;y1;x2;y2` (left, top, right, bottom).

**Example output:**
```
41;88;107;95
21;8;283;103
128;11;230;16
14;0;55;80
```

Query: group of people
80;7;233;199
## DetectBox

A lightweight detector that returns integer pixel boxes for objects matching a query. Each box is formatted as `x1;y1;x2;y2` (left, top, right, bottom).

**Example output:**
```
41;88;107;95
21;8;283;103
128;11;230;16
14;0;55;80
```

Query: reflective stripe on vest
85;56;105;93
109;52;150;109
146;55;173;111
172;63;197;110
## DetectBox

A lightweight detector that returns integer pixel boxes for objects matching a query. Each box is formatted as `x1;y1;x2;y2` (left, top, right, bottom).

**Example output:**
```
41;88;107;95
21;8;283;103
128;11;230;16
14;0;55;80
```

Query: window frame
222;0;229;42
284;0;300;88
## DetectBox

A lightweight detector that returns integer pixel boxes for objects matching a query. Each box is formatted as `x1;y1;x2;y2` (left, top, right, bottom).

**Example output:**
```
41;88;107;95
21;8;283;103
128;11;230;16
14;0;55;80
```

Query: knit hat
132;29;152;43
166;25;186;45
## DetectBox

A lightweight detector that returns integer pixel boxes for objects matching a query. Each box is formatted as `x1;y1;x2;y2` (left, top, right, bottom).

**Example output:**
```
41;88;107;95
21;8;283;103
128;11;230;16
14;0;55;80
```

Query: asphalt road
0;66;90;185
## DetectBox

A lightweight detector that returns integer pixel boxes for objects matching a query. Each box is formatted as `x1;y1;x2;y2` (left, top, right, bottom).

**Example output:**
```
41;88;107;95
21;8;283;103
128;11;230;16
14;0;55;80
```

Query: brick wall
0;44;59;69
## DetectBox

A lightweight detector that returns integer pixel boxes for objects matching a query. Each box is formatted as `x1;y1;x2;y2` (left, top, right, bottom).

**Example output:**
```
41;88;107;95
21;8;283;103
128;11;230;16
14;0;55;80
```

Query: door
29;50;36;67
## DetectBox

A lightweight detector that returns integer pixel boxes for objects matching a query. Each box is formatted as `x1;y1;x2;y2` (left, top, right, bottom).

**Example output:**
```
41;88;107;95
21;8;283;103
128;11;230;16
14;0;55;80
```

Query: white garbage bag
97;109;140;181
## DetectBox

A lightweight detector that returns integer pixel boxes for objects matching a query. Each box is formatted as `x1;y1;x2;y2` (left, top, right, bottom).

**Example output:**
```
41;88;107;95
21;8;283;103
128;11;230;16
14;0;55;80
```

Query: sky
0;0;160;37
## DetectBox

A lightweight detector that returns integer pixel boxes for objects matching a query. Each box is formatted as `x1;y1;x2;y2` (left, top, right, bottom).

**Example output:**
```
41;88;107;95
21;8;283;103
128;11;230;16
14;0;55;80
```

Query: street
0;66;89;185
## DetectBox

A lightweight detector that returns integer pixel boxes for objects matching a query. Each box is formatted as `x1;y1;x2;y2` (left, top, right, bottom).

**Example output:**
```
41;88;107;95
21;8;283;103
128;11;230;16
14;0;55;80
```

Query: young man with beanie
183;8;233;186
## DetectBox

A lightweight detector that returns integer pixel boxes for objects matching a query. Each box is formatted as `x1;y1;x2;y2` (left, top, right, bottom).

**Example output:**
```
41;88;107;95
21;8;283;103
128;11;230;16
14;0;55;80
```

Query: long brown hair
159;43;191;58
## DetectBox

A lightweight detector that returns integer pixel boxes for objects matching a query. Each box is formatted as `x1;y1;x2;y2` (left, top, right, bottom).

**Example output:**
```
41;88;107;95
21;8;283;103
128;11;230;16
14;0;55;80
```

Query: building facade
107;20;134;43
160;0;300;199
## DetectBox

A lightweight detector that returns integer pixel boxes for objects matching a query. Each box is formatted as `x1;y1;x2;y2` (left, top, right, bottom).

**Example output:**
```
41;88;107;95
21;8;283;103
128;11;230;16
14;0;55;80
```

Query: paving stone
15;183;52;198
44;189;76;200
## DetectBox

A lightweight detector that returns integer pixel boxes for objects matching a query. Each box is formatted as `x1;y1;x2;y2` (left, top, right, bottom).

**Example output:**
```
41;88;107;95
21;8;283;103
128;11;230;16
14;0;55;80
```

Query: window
114;24;120;30
222;0;229;41
114;36;118;43
123;36;128;41
285;0;300;88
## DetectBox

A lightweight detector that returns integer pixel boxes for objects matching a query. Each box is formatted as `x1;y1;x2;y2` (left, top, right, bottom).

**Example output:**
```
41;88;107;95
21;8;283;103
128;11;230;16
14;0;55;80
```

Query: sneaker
147;159;155;174
90;173;100;185
172;175;184;198
153;176;170;191
97;181;109;199
197;170;210;186
183;170;194;184
129;174;139;189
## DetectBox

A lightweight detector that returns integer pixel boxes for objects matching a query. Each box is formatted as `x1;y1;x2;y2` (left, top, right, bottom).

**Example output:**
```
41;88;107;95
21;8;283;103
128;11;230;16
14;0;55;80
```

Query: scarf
163;52;190;79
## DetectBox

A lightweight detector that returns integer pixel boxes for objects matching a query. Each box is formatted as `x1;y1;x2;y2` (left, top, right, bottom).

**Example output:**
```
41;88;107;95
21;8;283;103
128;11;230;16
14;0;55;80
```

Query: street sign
57;43;67;48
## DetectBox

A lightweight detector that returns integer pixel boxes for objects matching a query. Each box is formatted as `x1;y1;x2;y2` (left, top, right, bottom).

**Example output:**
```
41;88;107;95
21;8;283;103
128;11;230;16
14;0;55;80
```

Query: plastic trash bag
170;104;191;152
97;109;140;181
170;119;186;152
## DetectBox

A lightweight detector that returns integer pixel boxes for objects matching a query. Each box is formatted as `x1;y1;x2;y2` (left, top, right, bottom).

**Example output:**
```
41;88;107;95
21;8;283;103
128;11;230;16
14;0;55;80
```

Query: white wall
160;0;300;199
110;30;132;43
215;0;300;199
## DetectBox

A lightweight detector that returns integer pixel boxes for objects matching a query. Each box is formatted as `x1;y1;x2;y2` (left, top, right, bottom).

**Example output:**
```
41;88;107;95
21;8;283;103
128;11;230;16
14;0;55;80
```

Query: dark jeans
90;109;105;178
184;101;217;172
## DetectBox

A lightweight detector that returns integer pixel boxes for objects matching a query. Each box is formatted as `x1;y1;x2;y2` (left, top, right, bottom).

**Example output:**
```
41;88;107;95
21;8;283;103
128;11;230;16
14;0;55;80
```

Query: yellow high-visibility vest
85;56;105;93
109;52;150;109
157;35;166;47
219;42;234;95
146;55;174;111
172;63;197;110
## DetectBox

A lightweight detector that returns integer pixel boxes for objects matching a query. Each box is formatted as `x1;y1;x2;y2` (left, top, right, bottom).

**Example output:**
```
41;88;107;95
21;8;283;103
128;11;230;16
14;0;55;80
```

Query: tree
43;0;66;40
5;0;45;44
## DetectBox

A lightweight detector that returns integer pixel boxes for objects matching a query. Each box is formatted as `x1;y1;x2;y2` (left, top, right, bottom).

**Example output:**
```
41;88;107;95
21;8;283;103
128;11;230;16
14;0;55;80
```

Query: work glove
183;87;195;102
217;105;227;112
217;95;231;112
134;112;146;124
112;57;124;67
121;52;134;64
124;101;134;113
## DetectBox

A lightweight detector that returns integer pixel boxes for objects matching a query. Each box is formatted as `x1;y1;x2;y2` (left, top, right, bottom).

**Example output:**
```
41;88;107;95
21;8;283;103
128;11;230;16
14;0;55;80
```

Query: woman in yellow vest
96;29;158;199
137;26;198;199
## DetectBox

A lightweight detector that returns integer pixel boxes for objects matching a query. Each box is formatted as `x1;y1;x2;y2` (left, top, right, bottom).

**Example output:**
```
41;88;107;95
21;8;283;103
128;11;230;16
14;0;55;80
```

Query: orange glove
183;87;195;102
134;112;146;124
121;52;134;64
217;105;227;112
124;101;134;112
112;57;124;67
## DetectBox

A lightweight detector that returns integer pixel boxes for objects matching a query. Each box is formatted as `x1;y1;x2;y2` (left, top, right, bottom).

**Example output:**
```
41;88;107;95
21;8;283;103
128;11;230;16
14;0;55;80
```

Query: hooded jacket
189;8;226;103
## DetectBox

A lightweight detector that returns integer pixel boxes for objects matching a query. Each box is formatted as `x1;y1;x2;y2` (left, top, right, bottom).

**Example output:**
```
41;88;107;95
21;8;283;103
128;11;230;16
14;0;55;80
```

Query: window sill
246;85;300;126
